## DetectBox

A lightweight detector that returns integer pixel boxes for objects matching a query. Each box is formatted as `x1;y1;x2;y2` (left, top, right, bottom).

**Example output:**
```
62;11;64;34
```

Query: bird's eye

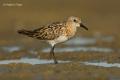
73;19;77;22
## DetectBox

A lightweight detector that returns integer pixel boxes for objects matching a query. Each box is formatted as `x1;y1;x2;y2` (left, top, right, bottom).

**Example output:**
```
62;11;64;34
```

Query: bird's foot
54;60;58;64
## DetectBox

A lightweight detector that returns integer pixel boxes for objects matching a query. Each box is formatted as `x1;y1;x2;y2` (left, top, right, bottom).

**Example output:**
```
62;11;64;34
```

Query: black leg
50;45;58;64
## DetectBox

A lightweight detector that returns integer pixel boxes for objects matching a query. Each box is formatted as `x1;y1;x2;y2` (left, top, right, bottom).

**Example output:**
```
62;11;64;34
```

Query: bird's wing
32;22;65;40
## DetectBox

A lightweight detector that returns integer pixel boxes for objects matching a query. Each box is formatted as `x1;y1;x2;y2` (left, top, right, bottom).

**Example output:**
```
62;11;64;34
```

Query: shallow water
65;37;96;46
0;36;115;53
65;36;114;46
82;62;120;68
42;36;114;53
43;47;113;53
0;58;120;68
0;58;71;65
1;46;21;52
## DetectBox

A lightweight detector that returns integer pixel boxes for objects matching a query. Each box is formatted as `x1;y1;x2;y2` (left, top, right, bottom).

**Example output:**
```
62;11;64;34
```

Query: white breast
48;36;68;46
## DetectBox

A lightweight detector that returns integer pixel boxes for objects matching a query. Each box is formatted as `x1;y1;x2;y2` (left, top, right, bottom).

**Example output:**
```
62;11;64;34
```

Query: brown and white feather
17;16;83;46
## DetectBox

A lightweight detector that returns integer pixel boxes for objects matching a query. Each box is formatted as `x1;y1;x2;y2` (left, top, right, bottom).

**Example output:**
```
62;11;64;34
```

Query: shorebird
17;16;88;64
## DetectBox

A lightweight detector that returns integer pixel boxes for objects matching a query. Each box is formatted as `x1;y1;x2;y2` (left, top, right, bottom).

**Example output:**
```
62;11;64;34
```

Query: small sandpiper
17;16;88;64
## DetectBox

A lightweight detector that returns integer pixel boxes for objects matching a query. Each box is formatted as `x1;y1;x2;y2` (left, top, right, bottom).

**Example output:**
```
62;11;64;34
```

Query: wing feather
32;22;65;40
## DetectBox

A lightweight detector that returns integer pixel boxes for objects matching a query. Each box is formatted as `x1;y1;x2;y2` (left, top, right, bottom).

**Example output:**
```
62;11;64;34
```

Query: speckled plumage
17;16;88;64
33;22;66;40
18;21;75;40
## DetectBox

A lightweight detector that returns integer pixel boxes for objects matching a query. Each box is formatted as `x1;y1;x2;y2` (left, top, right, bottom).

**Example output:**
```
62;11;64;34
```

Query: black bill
80;23;88;30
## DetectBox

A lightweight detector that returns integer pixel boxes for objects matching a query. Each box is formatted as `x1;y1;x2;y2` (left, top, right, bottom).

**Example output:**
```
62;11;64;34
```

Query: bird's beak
80;23;88;30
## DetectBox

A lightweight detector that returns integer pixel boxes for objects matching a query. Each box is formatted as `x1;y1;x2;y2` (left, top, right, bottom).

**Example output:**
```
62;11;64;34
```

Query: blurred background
0;0;120;47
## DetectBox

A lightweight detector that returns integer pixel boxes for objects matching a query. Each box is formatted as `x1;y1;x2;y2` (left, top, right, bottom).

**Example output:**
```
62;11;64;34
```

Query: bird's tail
17;29;34;37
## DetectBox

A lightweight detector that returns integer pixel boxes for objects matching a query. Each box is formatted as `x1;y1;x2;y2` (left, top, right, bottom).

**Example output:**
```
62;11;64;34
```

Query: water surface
0;58;71;65
82;61;120;68
43;47;113;53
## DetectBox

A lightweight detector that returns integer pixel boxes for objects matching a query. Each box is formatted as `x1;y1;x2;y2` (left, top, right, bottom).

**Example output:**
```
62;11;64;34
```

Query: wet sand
0;60;120;80
0;31;120;80
0;40;120;80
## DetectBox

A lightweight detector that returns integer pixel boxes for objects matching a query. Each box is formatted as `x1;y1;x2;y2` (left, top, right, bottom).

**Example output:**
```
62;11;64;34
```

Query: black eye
73;19;77;22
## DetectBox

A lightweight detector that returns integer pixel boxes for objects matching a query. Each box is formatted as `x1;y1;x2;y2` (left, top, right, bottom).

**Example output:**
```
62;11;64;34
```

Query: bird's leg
49;45;54;59
50;45;58;64
49;49;53;59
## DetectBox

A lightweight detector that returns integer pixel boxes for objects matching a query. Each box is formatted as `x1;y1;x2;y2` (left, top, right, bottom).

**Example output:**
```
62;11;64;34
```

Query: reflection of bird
17;16;88;64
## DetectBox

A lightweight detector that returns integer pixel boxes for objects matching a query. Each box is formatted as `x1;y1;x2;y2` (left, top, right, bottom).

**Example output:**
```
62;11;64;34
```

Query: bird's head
67;16;88;30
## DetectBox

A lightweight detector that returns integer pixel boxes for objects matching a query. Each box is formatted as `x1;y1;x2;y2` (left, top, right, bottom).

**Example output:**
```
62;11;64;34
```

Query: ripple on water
65;36;114;46
81;62;120;68
0;58;71;65
1;46;21;52
65;37;96;46
42;36;114;53
43;47;113;53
